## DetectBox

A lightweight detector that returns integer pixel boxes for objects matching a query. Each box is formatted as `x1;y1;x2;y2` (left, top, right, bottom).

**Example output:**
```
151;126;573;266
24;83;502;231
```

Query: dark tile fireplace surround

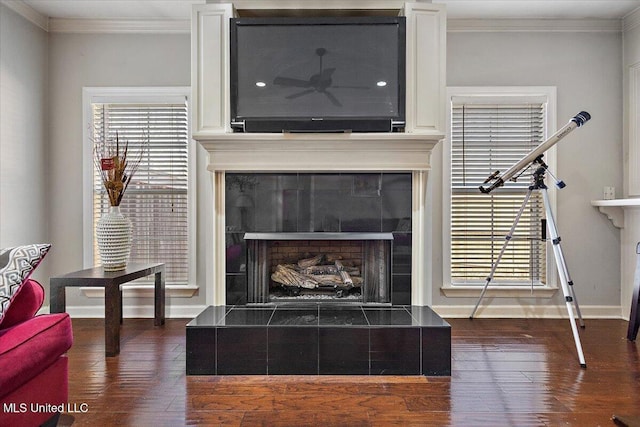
224;172;413;305
186;172;451;376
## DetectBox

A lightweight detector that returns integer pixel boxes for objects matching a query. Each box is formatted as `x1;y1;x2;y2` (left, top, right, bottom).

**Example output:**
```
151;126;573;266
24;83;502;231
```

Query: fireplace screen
245;233;392;303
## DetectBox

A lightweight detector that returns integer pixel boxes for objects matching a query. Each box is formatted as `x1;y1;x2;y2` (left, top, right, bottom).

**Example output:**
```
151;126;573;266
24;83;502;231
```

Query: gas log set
271;254;362;298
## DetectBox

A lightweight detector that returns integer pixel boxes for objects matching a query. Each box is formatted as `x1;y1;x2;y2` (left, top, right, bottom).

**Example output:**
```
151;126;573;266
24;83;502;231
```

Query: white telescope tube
479;111;591;194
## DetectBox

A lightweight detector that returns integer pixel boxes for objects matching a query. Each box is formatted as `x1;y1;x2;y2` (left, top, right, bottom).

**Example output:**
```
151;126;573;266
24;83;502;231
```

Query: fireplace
187;1;450;376
225;173;412;305
192;1;446;307
245;232;393;304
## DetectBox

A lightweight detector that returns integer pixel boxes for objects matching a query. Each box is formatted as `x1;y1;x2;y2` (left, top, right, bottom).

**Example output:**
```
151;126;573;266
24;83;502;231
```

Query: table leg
49;279;66;313
105;284;122;356
154;267;166;326
120;286;124;325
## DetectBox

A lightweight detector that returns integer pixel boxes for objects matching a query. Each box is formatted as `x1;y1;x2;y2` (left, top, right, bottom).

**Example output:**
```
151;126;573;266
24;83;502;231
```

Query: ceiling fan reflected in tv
230;17;406;133
273;47;371;108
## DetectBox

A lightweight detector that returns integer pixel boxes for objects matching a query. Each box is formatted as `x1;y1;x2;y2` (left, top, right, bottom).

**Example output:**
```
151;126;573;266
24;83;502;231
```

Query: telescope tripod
469;156;587;368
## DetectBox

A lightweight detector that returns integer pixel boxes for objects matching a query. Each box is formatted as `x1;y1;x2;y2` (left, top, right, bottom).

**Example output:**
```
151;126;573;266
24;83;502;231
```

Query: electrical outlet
603;186;615;200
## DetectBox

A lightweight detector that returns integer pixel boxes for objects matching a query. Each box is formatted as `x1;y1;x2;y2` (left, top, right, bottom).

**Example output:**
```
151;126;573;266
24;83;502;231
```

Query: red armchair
0;279;73;427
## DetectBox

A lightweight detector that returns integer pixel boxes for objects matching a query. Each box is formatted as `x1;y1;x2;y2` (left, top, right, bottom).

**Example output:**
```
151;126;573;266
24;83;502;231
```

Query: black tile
342;197;382;232
216;327;268;374
319;306;368;326
406;306;451;327
225;275;247;305
268;327;319;374
392;274;411;305
269;308;319;326
221;307;274;325
254;190;299;232
186;305;451;376
422;327;452;376
254;173;299;191
370;327;420;375
381;174;412;233
187;305;230;327
319;328;369;375
186;328;217;375
363;308;416;326
225;233;247;273
392;233;412;273
381;173;412;191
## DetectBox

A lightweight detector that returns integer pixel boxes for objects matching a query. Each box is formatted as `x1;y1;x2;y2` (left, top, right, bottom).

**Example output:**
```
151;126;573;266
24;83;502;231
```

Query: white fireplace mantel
191;1;446;306
198;132;441;172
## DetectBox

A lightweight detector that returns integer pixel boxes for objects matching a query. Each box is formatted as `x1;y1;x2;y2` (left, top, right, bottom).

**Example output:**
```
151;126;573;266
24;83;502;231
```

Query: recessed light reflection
376;81;387;87
255;81;266;87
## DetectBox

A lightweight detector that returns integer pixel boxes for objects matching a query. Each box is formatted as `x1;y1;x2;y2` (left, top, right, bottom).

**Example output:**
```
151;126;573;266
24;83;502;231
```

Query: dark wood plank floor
61;317;640;426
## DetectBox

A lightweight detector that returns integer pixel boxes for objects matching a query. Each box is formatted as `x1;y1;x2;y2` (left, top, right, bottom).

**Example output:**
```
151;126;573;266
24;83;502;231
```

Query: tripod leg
559;257;586;328
470;189;534;319
541;189;587;368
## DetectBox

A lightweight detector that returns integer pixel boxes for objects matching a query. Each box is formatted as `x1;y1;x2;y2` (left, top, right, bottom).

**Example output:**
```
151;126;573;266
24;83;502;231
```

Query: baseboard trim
80;284;199;299
42;304;208;319
45;304;625;320
432;304;624;319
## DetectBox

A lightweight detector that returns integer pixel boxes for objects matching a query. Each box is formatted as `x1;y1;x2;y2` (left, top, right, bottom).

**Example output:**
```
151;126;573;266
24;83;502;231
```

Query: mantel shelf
194;131;445;144
591;198;640;228
197;132;443;172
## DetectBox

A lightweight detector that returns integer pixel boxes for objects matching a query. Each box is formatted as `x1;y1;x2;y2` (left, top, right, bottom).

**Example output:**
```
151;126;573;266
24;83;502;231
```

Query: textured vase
96;206;132;271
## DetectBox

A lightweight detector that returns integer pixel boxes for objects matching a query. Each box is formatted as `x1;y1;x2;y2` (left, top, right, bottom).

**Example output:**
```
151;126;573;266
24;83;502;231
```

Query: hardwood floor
62;317;640;426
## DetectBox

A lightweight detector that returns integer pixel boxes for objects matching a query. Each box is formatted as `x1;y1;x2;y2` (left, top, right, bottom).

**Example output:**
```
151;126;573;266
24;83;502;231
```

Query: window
83;88;192;285
445;88;557;289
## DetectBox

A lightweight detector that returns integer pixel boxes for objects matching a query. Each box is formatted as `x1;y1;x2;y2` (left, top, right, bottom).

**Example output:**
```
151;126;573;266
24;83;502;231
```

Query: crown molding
1;0;49;31
49;18;190;34
1;0;628;35
448;18;622;33
623;6;640;32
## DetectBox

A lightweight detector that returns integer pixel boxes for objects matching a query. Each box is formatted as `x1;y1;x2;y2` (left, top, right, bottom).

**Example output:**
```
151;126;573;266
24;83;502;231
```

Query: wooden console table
50;263;165;356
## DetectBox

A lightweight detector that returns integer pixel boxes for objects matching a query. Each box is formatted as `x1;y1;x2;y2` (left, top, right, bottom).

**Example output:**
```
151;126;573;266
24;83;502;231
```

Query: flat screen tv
230;17;406;133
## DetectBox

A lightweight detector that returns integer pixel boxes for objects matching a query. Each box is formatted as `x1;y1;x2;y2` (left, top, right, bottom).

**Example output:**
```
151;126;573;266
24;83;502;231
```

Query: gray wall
432;30;623;309
624;16;640;196
0;4;50;282
0;9;626;315
46;32;211;313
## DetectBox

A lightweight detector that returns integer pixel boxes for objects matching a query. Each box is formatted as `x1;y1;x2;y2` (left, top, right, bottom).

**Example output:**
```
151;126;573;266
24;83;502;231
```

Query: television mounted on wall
230;16;406;133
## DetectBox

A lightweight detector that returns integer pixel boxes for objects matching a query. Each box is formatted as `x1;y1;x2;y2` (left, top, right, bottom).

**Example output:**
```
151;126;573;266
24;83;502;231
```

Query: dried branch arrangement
91;129;148;206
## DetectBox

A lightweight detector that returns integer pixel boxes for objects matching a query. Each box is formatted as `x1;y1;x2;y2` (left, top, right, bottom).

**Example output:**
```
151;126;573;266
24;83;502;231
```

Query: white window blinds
450;103;546;285
92;102;189;283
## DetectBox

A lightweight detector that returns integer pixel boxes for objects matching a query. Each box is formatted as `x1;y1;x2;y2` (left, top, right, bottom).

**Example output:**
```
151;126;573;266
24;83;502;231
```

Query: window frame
82;87;195;287
442;86;560;297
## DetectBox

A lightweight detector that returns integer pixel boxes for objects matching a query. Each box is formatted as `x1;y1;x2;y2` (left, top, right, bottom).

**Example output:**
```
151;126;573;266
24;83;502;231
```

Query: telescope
479;111;591;194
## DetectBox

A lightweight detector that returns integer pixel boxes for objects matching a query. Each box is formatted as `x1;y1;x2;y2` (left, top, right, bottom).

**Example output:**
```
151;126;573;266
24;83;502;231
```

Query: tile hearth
186;305;451;376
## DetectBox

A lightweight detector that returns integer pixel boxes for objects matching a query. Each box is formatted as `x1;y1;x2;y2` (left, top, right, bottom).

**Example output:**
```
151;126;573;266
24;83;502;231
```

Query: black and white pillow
0;243;51;323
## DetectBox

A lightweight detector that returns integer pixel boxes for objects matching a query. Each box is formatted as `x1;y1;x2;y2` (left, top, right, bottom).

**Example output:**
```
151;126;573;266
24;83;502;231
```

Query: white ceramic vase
96;206;132;271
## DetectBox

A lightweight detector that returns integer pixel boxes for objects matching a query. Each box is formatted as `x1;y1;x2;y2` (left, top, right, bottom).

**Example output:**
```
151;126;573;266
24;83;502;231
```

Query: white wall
433;30;623;313
0;4;50;281
47;32;210;313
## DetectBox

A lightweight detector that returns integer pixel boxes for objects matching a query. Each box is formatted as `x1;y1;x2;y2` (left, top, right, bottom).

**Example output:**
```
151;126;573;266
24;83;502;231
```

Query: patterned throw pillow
0;243;51;324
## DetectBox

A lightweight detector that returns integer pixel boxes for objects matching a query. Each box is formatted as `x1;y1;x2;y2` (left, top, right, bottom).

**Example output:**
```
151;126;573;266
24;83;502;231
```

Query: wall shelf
591;198;640;228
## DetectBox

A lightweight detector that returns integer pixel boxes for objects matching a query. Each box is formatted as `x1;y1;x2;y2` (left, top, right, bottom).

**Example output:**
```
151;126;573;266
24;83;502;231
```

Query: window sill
80;284;199;299
441;285;559;298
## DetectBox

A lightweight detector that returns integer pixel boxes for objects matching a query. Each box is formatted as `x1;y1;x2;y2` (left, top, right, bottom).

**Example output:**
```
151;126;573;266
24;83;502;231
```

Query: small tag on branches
101;158;115;170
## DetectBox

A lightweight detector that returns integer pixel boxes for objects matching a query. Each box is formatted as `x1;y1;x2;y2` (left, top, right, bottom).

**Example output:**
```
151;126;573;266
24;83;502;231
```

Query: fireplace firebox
245;232;393;304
